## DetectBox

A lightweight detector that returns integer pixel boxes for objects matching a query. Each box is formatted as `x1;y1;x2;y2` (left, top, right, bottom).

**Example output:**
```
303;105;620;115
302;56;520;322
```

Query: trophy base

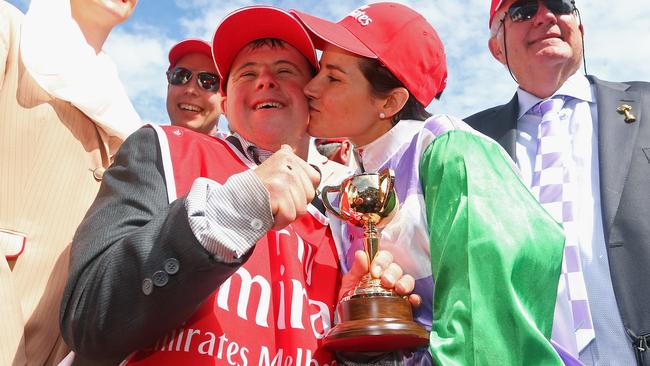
322;294;429;352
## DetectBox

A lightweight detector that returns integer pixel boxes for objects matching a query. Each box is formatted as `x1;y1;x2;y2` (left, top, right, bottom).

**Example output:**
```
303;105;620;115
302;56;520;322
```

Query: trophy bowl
321;168;429;352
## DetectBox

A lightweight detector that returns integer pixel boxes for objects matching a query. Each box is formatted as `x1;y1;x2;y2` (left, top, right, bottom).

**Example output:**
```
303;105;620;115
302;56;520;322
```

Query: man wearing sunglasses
166;39;223;136
465;1;650;364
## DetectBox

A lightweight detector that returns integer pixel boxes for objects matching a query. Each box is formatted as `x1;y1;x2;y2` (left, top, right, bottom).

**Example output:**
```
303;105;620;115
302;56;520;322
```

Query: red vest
126;126;341;366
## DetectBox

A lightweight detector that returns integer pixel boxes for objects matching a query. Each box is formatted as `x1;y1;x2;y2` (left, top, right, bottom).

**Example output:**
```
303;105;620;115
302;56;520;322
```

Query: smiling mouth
179;103;203;113
254;102;283;110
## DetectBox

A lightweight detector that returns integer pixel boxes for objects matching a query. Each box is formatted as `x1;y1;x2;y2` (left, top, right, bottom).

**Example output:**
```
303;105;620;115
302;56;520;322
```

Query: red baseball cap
168;38;212;69
489;0;506;28
290;2;447;106
212;6;318;93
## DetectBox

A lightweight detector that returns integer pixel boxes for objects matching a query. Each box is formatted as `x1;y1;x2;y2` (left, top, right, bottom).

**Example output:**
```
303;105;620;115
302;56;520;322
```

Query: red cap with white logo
290;2;447;106
168;39;212;70
212;5;318;93
489;0;506;28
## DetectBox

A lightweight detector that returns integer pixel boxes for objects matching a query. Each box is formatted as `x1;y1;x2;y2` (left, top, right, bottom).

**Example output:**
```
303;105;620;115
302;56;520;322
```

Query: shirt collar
516;73;594;119
354;120;422;173
230;133;273;164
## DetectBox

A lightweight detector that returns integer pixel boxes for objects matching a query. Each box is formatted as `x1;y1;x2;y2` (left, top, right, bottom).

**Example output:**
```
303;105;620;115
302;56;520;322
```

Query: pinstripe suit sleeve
59;127;252;361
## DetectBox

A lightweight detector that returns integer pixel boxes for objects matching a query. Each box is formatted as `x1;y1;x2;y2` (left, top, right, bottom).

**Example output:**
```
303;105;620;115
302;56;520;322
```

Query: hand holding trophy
321;168;429;352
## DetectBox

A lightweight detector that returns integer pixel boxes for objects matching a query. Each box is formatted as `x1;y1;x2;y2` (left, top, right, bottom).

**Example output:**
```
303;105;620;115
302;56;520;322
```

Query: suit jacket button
164;258;180;275
152;270;169;287
92;167;106;181
142;278;153;295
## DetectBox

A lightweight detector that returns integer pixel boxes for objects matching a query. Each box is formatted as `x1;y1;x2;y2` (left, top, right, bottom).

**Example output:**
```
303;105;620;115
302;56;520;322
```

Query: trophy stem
364;221;379;266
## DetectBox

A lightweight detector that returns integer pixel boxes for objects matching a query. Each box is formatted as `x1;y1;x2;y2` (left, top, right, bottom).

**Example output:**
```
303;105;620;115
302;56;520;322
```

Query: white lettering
241;346;250;366
184;328;200;352
217;333;229;359
217;268;272;327
259;346;284;366
290;279;305;329
277;278;286;329
309;300;331;339
275;228;291;256
165;329;176;351
175;328;185;351
227;341;240;365
198;331;216;356
347;5;373;26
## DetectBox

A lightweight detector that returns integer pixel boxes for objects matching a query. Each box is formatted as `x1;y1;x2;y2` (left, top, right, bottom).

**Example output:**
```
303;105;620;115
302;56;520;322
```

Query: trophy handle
321;185;347;221
378;168;396;214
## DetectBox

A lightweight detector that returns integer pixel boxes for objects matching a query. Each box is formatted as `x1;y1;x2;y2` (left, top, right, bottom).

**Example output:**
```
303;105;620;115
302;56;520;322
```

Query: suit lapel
591;76;641;241
489;95;519;159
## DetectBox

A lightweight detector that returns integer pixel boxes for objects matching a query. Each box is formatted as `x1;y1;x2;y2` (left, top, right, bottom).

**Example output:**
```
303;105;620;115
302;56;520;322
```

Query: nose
533;1;558;25
181;76;200;97
303;75;320;100
255;68;277;90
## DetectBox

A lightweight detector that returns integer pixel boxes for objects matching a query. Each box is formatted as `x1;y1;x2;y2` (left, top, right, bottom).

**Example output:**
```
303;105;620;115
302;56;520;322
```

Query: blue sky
7;0;650;131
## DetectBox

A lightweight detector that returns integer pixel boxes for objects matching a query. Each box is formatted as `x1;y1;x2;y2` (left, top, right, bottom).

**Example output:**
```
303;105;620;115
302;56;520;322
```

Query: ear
216;92;226;116
488;36;507;65
338;140;352;165
381;87;409;120
220;94;228;117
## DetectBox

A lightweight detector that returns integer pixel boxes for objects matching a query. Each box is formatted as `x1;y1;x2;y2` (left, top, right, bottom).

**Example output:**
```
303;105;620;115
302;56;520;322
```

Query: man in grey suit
465;0;650;364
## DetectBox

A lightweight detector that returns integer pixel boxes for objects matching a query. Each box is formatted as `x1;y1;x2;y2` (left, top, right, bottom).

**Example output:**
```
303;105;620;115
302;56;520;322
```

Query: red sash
127;126;340;366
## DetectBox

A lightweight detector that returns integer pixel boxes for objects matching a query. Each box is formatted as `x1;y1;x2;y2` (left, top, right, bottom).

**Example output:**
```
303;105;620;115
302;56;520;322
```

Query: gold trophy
320;168;429;352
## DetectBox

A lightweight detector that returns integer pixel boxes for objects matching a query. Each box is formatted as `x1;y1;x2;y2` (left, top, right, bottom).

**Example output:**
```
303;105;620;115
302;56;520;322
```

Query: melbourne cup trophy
321;168;429;352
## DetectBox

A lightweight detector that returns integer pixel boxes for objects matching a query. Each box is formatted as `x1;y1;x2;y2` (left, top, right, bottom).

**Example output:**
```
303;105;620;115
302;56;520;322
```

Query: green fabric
419;131;565;365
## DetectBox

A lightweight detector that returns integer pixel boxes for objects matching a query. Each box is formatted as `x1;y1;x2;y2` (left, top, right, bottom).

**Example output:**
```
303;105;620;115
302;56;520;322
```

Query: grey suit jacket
465;75;650;364
59;128;251;364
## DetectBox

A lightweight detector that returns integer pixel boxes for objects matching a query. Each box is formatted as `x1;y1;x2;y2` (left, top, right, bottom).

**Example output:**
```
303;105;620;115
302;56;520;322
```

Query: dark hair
222;38;317;94
357;58;433;125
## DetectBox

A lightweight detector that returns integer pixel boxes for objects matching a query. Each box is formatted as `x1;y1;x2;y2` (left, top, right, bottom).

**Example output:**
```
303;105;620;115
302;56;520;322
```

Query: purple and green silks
330;116;572;364
420;130;566;365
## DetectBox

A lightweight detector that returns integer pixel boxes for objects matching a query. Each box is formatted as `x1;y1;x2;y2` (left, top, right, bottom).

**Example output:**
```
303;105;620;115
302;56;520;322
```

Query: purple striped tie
529;97;595;354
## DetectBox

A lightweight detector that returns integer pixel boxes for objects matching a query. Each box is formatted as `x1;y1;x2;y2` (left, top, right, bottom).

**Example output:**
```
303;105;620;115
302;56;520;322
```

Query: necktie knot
247;146;262;164
529;96;567;118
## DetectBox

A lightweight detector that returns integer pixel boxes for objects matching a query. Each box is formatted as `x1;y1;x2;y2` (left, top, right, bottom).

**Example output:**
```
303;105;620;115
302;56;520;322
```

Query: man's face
70;0;137;27
166;53;223;135
489;0;584;85
222;42;313;152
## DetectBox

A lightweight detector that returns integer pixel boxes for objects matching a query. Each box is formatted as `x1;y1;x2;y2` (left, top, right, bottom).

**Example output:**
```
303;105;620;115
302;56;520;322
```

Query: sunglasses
166;67;220;92
506;0;575;22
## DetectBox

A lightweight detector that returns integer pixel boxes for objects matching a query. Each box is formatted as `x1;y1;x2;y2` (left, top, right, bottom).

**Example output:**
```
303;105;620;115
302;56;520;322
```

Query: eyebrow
232;60;305;75
323;64;348;74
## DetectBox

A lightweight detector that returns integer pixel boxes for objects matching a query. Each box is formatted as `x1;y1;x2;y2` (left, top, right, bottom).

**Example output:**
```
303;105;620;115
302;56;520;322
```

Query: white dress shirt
516;74;636;365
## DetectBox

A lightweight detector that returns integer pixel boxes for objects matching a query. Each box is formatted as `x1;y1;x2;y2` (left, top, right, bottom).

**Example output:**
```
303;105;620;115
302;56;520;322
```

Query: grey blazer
465;75;650;364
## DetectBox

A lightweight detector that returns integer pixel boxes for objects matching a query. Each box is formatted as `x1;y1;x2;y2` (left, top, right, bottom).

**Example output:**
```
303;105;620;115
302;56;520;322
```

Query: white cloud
104;24;175;124
104;0;649;125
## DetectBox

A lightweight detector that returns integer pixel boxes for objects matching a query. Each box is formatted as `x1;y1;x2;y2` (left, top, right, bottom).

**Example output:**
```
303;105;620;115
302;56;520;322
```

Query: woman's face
304;45;391;147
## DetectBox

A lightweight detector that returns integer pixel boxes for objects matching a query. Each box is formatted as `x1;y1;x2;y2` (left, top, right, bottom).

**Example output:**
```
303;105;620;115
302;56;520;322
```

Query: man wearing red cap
166;39;223;135
60;5;413;365
466;1;650;364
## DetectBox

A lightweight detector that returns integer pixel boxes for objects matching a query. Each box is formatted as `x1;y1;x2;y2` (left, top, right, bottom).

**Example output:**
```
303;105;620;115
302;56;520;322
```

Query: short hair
221;38;317;92
357;58;433;125
315;142;341;158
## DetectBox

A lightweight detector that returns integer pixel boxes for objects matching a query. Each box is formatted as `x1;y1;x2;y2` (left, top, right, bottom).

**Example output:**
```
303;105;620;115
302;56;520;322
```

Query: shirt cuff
185;171;273;263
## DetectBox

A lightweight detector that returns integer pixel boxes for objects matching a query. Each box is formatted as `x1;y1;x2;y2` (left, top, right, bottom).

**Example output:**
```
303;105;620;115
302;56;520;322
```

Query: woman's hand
339;250;421;307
